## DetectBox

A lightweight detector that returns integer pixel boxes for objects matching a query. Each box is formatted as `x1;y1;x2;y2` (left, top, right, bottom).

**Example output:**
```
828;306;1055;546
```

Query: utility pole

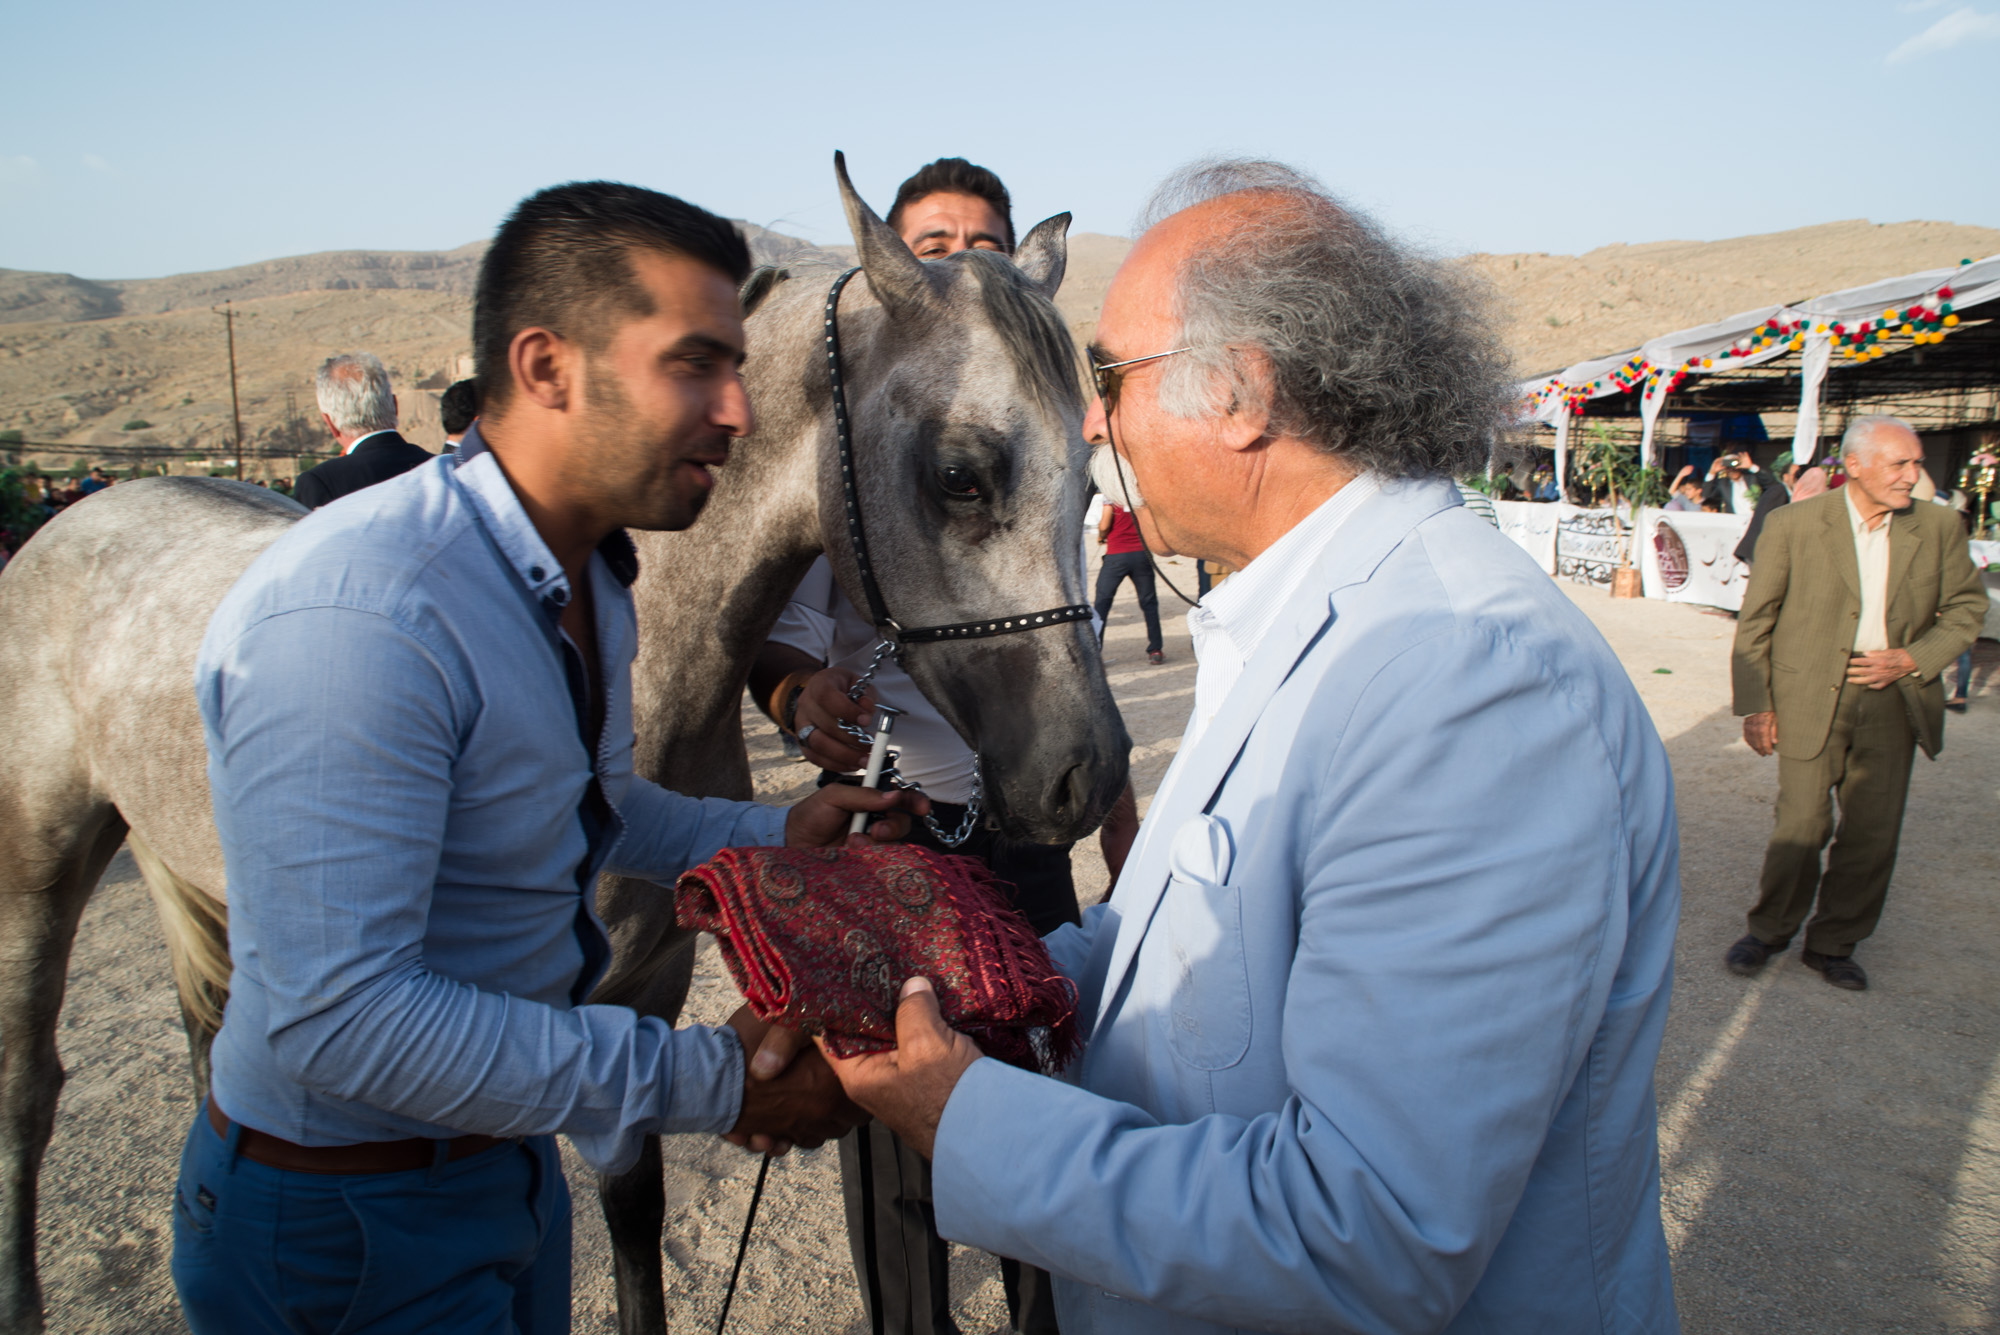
215;301;245;479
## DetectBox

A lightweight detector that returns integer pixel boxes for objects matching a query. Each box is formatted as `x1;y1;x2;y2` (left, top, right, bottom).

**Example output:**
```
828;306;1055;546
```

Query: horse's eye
936;465;982;499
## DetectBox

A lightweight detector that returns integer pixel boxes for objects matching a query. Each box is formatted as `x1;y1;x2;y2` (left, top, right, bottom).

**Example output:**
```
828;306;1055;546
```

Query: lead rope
1106;428;1198;608
713;1151;772;1334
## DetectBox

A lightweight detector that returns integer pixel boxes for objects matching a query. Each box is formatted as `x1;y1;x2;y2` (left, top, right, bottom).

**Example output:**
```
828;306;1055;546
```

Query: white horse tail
125;833;230;1036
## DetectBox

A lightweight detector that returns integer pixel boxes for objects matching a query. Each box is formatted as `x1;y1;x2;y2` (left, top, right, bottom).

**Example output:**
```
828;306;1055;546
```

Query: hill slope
0;227;856;464
1467;219;2000;375
3;218;1994;466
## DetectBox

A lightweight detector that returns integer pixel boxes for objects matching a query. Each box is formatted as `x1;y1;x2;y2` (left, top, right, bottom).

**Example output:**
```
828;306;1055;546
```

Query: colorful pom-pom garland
1521;279;1970;416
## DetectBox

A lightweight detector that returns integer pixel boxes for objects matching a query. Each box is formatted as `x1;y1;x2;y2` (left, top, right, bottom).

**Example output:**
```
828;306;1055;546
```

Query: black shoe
1147;650;1164;665
1946;698;1968;714
1725;934;1787;977
1802;948;1868;991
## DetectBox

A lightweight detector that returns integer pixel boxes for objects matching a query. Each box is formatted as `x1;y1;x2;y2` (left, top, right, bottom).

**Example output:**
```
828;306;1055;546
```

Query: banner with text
1637;508;1751;611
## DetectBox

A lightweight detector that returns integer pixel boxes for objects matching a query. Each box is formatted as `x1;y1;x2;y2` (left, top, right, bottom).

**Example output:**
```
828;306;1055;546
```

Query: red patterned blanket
675;845;1078;1074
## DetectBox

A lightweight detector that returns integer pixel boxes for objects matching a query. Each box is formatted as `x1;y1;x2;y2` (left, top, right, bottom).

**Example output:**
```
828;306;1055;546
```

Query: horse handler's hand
794;669;875;772
1742;711;1778;757
786;784;929;849
723;1006;864;1155
818;978;983;1160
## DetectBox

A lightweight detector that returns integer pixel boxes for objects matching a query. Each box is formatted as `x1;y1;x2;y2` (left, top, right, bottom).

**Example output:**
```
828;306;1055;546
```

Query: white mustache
1090;444;1143;509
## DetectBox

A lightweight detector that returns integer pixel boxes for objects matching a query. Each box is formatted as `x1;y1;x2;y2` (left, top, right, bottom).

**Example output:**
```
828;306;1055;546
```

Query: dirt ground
35;552;2000;1333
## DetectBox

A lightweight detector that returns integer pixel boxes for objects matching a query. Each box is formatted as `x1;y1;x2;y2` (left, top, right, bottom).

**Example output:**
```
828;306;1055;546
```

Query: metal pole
220;302;245;480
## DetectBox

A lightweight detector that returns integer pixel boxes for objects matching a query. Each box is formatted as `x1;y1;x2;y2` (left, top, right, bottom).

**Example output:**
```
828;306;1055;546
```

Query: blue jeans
1093;552;1163;653
172;1104;571;1333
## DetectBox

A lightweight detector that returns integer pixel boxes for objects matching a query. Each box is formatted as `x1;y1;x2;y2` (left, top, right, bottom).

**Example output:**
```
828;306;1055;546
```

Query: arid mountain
1468;219;2000;376
3;218;1995;472
0;226;854;327
1051;233;1133;350
0;226;856;469
0;271;124;324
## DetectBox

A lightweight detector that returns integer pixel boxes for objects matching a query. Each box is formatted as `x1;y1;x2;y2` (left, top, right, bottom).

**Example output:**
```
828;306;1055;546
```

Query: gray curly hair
1136;160;1511;480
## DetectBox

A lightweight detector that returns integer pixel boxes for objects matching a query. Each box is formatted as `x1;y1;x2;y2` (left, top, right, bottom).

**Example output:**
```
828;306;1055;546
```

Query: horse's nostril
1047;764;1090;821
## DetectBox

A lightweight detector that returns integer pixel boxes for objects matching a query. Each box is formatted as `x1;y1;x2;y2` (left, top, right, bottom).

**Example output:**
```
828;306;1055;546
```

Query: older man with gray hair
293;351;433;509
818;160;1684;1334
1727;414;1985;990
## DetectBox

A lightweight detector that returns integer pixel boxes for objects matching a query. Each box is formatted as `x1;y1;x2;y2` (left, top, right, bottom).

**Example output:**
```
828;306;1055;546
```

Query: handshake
720;978;986;1159
721;1005;861;1153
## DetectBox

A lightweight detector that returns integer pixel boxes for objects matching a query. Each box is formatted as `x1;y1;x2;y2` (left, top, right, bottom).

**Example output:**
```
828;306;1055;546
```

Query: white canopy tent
1520;254;2000;484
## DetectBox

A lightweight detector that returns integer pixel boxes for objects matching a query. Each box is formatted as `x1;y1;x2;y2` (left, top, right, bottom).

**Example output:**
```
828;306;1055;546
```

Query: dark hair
886;158;1015;252
439;378;481;435
474;181;751;410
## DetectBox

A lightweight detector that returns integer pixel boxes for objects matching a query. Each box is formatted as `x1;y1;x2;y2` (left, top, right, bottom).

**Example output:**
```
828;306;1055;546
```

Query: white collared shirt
1183;475;1381;748
1845;486;1892;653
344;429;396;456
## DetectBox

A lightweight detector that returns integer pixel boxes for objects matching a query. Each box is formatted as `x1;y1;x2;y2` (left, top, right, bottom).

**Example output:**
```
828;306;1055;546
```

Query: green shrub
122;419;153;431
0;429;23;446
1;467;51;545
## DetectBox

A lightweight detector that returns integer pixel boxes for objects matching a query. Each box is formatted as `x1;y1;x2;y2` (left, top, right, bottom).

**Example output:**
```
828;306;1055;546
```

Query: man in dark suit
1733;450;1798;565
1727;415;1986;990
293;352;433;509
439;377;480;455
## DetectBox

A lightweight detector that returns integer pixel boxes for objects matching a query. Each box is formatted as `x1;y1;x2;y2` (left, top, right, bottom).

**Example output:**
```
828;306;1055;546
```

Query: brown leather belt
207;1099;516;1175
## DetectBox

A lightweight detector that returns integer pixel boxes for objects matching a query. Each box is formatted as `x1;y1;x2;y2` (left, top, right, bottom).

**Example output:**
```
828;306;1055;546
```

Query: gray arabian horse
0;157;1129;1333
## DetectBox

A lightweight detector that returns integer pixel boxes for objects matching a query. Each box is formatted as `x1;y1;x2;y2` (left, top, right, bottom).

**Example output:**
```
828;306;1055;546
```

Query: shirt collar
344;429;396;456
449;422;641;612
1844;484;1891;535
1191;474;1382;663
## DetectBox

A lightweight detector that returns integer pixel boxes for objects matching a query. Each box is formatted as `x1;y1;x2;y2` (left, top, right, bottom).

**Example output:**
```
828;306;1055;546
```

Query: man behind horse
171;182;923;1333
821;160;1683;1333
748;154;1081;1335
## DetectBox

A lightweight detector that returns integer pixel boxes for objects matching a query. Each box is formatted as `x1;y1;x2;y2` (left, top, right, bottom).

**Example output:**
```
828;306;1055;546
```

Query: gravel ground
33;557;2000;1333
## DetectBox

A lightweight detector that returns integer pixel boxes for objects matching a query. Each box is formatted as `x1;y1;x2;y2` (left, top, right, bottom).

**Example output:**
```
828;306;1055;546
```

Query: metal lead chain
837;638;983;849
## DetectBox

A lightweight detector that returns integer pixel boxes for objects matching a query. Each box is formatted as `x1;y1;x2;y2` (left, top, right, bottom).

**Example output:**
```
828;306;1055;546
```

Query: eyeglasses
1086;345;1192;413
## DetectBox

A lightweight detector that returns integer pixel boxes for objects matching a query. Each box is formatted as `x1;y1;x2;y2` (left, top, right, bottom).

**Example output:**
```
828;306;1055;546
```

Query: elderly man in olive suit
1727;414;1986;990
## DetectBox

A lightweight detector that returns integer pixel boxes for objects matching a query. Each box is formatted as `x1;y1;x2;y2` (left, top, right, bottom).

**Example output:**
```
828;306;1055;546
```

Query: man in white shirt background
747;154;1132;1335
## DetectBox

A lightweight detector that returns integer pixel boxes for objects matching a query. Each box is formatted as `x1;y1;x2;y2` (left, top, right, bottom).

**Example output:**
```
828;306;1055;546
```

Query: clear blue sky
4;0;1996;279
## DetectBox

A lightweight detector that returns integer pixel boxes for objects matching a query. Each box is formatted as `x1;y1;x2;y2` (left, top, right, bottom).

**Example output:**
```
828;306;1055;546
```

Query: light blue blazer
932;479;1681;1334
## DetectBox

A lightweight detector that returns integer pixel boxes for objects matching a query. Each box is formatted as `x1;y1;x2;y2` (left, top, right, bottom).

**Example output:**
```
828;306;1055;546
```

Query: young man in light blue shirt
173;182;919;1333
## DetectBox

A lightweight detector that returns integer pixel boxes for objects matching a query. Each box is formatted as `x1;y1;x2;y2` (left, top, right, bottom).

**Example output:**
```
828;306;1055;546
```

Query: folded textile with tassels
675;844;1079;1075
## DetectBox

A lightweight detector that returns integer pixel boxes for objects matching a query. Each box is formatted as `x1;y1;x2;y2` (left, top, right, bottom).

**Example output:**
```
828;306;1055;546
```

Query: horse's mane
959;249;1082;415
741;254;1081;417
740;264;790;316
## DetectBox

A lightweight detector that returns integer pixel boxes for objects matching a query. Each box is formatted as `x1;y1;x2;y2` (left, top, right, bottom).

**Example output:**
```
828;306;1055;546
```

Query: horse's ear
740;265;788;317
834;151;936;316
1014;212;1070;302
